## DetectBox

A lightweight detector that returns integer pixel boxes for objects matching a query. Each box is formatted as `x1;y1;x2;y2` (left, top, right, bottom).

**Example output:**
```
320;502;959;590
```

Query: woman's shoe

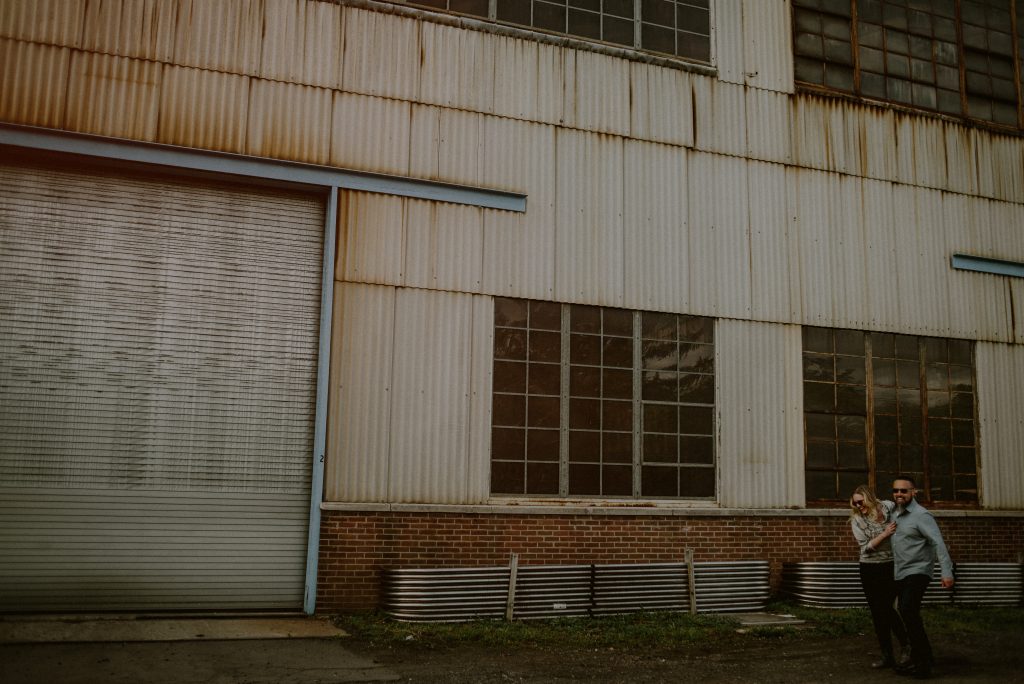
871;658;896;669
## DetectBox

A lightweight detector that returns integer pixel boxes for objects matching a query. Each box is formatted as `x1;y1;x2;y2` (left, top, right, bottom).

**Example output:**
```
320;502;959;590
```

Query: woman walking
849;485;909;669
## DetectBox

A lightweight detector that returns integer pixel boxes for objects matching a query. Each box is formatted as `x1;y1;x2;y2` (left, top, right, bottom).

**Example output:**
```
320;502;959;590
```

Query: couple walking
849;475;954;680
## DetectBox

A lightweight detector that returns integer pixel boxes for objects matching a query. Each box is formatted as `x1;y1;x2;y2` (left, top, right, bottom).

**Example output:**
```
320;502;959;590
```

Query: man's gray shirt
892;498;954;581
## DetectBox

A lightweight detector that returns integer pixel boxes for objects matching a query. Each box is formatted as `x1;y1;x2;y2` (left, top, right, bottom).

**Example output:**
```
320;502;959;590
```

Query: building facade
0;0;1022;614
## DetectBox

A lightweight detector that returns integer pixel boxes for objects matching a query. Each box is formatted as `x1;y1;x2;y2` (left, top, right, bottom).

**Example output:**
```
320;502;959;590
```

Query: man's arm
920;512;955;587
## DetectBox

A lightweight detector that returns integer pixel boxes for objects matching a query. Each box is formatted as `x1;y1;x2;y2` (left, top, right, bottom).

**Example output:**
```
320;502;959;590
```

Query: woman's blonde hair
849;484;882;520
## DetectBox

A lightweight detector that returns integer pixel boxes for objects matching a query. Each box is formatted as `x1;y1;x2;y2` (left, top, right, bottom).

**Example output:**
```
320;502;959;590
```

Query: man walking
891;475;955;680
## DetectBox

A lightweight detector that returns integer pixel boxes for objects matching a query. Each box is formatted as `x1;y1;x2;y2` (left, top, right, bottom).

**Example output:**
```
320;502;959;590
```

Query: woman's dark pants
859;561;907;662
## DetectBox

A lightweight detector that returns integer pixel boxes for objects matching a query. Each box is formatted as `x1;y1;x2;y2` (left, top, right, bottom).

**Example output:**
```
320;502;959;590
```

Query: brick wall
316;510;1024;612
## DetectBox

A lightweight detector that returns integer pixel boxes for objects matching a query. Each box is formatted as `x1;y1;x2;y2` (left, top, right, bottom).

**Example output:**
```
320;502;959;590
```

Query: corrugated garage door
0;160;324;612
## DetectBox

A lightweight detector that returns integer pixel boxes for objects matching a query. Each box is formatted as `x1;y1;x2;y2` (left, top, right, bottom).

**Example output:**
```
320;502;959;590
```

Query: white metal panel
172;0;264;75
479;116;557;300
892;113;917;186
955;196;1012;342
692;76;747;157
687;151;751;319
491;35;566;126
81;0;177;62
910;187;953;336
741;0;794;93
0;38;69;129
717;319;804;508
623;139;689;312
330;91;411;176
714;0;744;85
65;51;162;141
976;342;1024;509
0;161;322;611
158;65;249;153
388;288;480;503
0;0;85;47
245;78;333;164
910;116;948;193
943;121;979;197
629;61;693;147
403;199;484;293
325;281;396;502
746;87;792;165
260;0;343;89
338;191;405;286
861;178;902;331
408;106;485;186
419;20;495;114
567;49;630;136
466;295;494;503
748;160;798;322
341;7;420;102
989;134;1024;204
854;105;898;184
554;129;624;306
831;175;869;330
790;167;834;326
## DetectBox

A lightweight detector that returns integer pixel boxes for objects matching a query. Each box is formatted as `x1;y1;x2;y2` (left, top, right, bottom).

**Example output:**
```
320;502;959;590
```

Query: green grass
333;602;1024;651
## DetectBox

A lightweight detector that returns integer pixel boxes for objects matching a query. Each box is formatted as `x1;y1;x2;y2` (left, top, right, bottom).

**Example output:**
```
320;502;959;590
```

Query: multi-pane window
793;0;1024;129
389;0;712;63
491;298;715;500
803;327;978;504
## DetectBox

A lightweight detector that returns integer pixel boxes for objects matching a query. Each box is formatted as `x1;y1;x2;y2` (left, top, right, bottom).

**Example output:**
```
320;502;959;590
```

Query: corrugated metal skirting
383;561;770;622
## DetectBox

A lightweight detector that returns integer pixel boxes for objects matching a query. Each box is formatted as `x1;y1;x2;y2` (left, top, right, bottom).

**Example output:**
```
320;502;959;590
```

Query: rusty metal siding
492;35;566;127
741;0;794;94
566;49;631;137
623;139;689;313
325;282;395;502
245;79;333;164
331;92;411;177
341;7;420;102
408;106;486;187
65;52;162;140
0;0;85;47
629;61;693;148
692;77;747;158
159;65;249;153
337;191;405;286
260;0;343;89
746;88;792;165
717;319;804;508
403;200;484;293
81;0;177;62
976;342;1024;509
172;0;263;75
0;39;69;129
419;20;494;115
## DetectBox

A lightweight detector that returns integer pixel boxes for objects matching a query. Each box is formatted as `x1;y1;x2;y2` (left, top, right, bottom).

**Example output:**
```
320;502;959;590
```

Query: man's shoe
871;658;895;669
898;646;912;666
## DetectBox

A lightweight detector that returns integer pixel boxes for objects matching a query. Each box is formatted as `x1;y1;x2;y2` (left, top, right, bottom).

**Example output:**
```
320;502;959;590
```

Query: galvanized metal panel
389;288;482;503
331;91;411;176
0;39;69;129
861;178;903;331
977;342;1024;508
566;49;630;137
325;282;395;502
158;65;249;153
910;116;949;193
748;160;798;322
892;113;917;186
466;295;493;503
419;20;494;114
65;51;162;141
260;0;343;89
341;7;420;102
338;191;405;286
81;0;177;63
741;0;794;93
623;139;688;313
790;167;834;326
172;0;264;75
910;187;953;336
480;116;557;300
246;78;333;164
943;121;980;197
713;0;743;85
692;76;746;158
408;106;485;187
491;35;566;126
989;135;1024;204
832;175;870;330
0;0;85;47
746;88;792;165
717;319;804;508
953;196;1012;342
687;151;751;319
554;129;624;306
854;105;898;184
403;199;484;293
629;61;693;148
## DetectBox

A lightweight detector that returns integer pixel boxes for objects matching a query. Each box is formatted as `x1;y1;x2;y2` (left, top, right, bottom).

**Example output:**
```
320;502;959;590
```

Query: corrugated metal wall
976;342;1024;510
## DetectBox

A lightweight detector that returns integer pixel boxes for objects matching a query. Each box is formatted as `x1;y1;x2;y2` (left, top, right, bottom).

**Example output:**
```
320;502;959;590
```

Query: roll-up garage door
0;160;324;612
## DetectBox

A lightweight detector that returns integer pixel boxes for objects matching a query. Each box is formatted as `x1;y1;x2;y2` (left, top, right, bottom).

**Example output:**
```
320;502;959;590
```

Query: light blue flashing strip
951;253;1024;278
304;187;337;615
0;124;527;212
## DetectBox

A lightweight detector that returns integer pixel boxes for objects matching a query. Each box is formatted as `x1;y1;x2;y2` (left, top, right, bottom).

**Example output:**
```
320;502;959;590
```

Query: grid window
491;298;715;499
793;0;1024;129
802;327;978;504
388;0;712;63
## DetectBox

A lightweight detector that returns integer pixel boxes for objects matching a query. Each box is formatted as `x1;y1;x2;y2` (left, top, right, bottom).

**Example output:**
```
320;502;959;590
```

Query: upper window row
388;0;712;63
793;0;1024;130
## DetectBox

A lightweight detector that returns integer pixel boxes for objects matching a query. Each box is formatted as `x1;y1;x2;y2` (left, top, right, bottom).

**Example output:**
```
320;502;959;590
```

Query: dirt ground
344;624;1024;683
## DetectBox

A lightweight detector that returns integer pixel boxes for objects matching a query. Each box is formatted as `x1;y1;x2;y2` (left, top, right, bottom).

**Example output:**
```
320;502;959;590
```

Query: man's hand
941;577;954;589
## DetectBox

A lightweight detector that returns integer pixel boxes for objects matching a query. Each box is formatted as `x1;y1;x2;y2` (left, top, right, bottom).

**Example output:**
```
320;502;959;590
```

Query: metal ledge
951;253;1024;278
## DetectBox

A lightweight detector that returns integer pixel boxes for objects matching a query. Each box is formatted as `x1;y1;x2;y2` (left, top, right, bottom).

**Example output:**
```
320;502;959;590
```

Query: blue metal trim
0;124;527;212
951;253;1024;278
303;187;338;615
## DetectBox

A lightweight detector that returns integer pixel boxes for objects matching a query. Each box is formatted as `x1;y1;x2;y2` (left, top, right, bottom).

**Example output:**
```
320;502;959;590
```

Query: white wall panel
854;105;898;184
713;0;744;85
331;92;411;176
790;168;830;326
692;76;746;157
746;88;792;165
717;319;804;508
944;122;980;196
403;200;484;293
976;342;1024;509
408;106;484;186
554;129;624;306
629;61;693;147
419;20;495;114
623;140;689;313
466;295;494;503
687;152;751;319
910;117;948;192
748;161;798;322
341;7;419;101
566;50;630;136
246;79;333;164
861;178;903;331
831;175;869;330
492;36;565;125
741;0;794;93
338;192;405;286
910;188;952;336
325;282;395;502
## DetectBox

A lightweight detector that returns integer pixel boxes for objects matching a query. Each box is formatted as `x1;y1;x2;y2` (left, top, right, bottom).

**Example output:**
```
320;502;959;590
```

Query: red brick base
315;510;1024;612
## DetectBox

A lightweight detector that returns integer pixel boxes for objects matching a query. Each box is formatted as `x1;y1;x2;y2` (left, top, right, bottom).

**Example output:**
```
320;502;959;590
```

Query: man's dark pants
896;574;933;672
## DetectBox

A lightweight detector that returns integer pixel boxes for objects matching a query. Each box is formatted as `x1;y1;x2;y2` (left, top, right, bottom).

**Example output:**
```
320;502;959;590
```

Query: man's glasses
892;488;911;493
